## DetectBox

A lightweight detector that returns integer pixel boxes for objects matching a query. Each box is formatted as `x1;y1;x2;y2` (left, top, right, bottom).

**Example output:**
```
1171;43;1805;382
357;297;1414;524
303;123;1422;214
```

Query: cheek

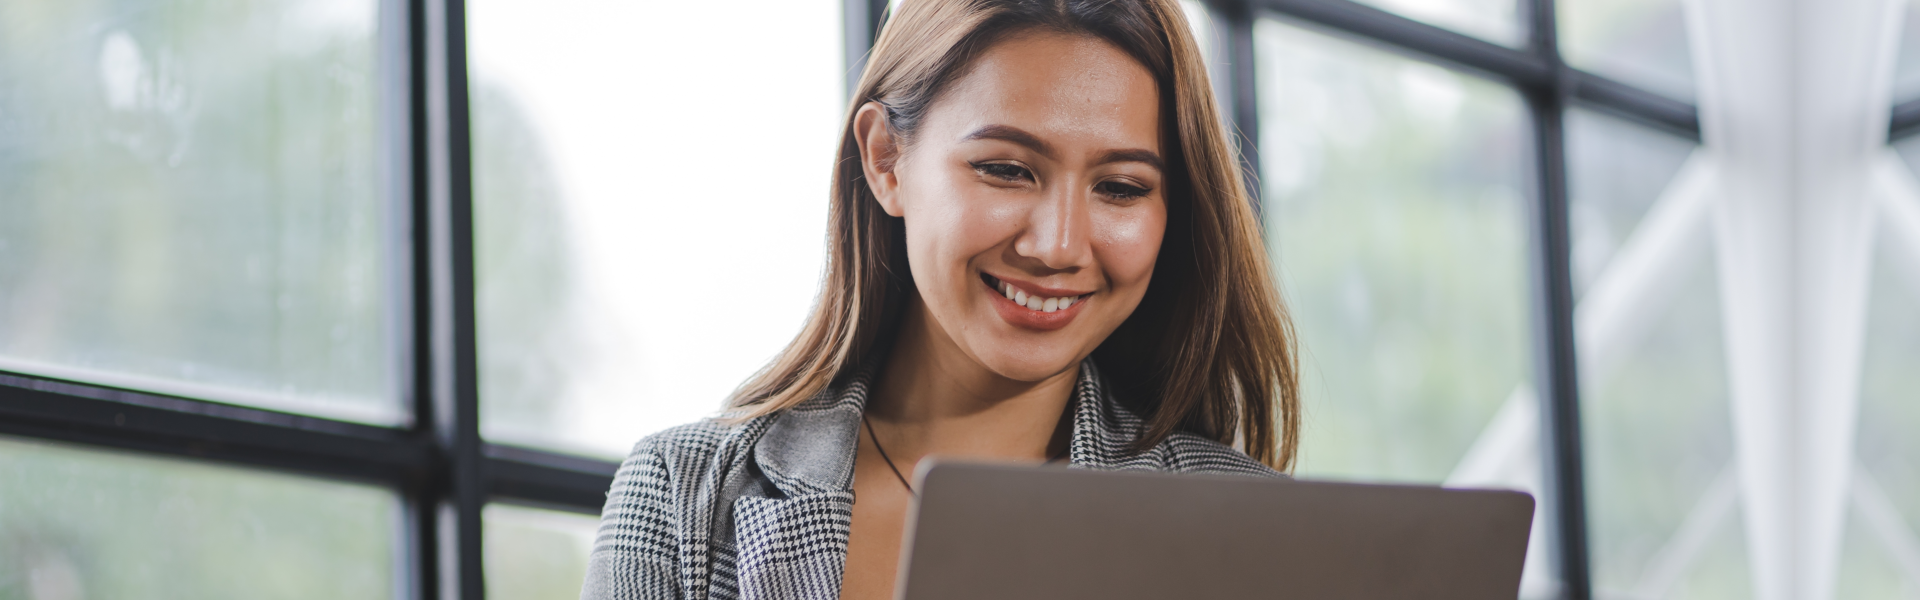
1092;203;1167;288
899;165;1024;274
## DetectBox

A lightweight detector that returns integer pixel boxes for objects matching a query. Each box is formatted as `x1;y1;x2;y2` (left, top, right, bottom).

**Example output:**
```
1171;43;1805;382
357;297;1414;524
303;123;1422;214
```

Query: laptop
895;461;1534;600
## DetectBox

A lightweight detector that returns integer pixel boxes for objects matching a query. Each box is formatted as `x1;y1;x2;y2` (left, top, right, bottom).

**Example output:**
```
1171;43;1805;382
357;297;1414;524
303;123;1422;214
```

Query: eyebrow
1096;148;1165;171
962;124;1164;171
964;124;1055;156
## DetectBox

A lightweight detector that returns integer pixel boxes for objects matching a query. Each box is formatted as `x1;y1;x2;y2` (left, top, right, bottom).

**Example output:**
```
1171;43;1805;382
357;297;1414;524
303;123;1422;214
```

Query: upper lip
984;273;1094;298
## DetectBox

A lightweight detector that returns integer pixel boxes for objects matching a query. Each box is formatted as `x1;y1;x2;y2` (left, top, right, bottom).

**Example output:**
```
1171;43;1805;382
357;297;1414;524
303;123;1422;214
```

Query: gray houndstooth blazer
580;359;1281;600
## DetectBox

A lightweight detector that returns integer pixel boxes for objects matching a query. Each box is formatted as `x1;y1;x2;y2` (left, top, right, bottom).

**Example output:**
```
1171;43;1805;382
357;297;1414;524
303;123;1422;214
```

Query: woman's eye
975;162;1033;183
1097;180;1151;199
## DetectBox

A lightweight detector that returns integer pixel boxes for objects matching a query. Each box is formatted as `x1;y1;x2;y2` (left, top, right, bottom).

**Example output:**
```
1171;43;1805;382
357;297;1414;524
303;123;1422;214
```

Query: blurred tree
0;0;392;421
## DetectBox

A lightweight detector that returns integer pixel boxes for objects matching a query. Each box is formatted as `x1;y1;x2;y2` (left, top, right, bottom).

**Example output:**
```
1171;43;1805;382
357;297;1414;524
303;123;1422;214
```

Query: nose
1014;178;1093;271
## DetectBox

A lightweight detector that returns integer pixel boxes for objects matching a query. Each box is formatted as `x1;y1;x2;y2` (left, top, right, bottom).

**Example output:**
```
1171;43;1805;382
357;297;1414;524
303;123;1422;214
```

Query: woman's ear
854;102;906;217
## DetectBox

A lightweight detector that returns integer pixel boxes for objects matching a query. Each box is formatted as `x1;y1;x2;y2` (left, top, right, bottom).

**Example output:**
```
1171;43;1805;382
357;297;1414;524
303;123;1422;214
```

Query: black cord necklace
862;413;1074;497
863;413;917;495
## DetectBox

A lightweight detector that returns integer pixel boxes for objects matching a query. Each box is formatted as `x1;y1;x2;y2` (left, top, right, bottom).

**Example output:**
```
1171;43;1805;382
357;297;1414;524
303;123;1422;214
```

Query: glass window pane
1892;0;1920;103
1257;17;1533;486
467;0;843;457
484;503;599;600
0;435;400;598
1564;110;1695;297
1846;140;1920;597
1579;262;1752;598
1348;0;1524;47
1566;109;1753;598
0;0;403;424
1255;17;1549;595
1835;508;1913;598
1558;0;1697;102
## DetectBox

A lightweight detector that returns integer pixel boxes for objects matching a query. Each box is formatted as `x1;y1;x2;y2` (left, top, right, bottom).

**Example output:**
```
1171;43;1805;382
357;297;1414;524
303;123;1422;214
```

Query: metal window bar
1519;1;1597;598
847;0;893;98
424;0;485;595
1204;0;1267;215
1893;97;1920;140
1252;0;1697;140
0;367;615;599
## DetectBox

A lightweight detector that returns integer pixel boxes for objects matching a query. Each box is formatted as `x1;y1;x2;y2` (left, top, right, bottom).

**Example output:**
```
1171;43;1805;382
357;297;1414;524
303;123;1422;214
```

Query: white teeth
996;280;1087;313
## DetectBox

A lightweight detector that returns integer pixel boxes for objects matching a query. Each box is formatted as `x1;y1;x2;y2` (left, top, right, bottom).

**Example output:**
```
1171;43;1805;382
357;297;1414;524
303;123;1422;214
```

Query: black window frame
0;0;1768;599
1892;96;1920;139
1188;2;1699;599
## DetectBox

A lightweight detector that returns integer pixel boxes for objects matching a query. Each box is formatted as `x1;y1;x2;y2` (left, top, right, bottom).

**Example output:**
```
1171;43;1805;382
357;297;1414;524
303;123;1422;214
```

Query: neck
866;296;1077;462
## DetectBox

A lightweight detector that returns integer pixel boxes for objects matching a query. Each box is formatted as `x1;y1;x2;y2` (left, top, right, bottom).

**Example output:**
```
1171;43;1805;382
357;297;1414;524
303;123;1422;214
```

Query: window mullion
1523;0;1593;598
406;0;442;595
1891;97;1920;139
422;0;486;597
1204;0;1264;215
844;0;891;100
1256;0;1552;86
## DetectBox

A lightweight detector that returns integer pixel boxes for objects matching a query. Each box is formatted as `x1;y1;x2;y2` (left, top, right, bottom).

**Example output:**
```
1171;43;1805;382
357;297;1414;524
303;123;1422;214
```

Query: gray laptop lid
896;461;1533;600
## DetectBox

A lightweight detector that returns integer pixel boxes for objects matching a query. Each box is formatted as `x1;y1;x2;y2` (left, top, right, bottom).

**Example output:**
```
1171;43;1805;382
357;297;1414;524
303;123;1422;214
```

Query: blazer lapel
1066;359;1146;470
731;374;868;600
730;490;857;600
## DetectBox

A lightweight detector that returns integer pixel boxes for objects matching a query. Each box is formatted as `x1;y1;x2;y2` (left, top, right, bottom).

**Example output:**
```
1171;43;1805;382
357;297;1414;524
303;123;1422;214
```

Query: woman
582;1;1299;598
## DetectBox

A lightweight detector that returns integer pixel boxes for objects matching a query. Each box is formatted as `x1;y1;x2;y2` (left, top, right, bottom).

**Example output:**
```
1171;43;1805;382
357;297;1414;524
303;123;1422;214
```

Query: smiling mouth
981;274;1089;313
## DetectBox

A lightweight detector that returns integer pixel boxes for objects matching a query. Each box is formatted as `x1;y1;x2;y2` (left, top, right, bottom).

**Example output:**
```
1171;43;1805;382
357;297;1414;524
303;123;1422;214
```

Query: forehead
929;30;1162;152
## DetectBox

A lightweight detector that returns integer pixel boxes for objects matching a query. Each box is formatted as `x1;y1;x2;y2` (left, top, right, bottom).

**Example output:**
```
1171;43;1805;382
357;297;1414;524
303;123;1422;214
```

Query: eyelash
1097;181;1151;199
975;162;1032;183
971;162;1153;200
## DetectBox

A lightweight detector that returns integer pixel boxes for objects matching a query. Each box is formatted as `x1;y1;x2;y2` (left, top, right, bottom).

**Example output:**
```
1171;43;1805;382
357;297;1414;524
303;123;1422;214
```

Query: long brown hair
727;0;1300;471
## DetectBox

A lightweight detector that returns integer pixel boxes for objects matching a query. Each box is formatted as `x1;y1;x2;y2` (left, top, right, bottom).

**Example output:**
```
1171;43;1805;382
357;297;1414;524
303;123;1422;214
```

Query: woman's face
863;30;1168;382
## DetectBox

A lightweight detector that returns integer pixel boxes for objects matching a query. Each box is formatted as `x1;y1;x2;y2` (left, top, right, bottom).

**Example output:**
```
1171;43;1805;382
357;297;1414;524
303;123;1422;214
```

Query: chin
970;340;1089;383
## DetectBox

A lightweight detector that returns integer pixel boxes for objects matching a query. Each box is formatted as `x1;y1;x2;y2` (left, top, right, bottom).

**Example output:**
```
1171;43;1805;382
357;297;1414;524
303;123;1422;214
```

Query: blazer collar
750;369;870;496
751;358;1146;497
